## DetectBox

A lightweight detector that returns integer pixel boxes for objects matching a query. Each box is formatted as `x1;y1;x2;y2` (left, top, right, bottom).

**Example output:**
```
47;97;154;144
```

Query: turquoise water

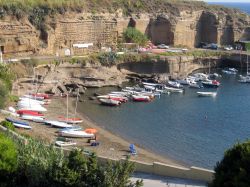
79;70;250;169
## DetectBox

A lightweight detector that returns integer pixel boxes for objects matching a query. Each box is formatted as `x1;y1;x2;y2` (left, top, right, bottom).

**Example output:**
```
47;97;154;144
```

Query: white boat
45;120;73;128
21;115;45;122
144;85;156;91
23;94;44;100
13;123;32;129
58;117;83;124
18;106;47;112
168;81;183;88
55;141;77;147
164;86;184;93
19;98;46;105
142;82;161;87
222;70;236;75
99;98;121;106
228;68;238;72
59;130;94;138
197;92;217;97
177;78;193;85
192;73;209;81
189;82;202;89
238;75;250;83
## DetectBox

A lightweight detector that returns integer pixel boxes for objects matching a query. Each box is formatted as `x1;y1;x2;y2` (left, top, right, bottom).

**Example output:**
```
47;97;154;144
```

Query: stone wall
0;8;249;57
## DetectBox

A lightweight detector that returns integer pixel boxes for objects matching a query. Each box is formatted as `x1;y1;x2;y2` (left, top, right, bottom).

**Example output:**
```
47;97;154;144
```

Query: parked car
224;45;233;51
157;44;169;49
203;43;218;50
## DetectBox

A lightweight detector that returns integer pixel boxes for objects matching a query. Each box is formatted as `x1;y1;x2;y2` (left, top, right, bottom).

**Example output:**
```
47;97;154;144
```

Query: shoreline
14;96;186;167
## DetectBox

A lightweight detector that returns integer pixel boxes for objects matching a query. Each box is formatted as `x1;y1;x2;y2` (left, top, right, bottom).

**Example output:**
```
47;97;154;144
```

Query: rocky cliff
0;0;249;57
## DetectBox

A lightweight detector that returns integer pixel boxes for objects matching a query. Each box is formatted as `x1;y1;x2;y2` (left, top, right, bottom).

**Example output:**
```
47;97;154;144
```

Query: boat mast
74;88;79;118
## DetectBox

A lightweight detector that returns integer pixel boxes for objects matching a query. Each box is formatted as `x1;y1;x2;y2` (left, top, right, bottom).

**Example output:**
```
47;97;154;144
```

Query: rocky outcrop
0;2;249;57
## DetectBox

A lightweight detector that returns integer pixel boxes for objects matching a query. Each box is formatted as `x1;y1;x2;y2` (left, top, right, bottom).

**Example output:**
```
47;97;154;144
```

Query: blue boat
6;117;31;129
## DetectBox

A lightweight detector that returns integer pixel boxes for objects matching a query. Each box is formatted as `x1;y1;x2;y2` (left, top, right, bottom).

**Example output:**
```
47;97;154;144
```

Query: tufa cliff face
0;3;249;57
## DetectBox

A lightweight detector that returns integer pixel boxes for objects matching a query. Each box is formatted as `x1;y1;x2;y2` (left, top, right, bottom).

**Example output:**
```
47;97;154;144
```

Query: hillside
0;0;249;57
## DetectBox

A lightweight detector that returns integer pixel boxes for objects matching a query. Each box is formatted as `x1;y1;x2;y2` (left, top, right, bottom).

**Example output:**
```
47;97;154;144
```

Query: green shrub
123;27;148;46
9;95;19;102
0;121;15;131
209;140;250;187
0;133;17;181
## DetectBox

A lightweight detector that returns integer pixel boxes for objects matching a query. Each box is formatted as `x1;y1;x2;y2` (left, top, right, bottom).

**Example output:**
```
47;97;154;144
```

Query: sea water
78;69;250;169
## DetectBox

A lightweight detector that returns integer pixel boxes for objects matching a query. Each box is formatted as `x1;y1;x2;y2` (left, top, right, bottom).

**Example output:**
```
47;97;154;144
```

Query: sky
204;0;250;2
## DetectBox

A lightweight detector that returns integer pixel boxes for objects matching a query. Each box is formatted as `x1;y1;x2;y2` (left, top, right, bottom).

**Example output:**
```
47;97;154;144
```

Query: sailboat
58;89;83;124
239;52;250;83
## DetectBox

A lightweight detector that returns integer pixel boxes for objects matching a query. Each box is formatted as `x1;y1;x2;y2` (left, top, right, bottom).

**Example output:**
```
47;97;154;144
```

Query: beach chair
129;144;137;155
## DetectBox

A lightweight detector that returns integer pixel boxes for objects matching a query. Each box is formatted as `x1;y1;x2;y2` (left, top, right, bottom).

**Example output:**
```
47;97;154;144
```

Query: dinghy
17;110;44;117
20;115;45;123
99;98;121;106
6;117;32;129
18;106;47;112
55;141;77;147
45;120;73;128
197;92;217;97
164;86;184;93
59;130;94;138
132;95;151;102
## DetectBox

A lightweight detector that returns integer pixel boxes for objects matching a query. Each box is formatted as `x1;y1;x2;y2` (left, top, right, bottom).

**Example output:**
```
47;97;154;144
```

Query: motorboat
97;95;128;102
177;78;193;85
192;73;209;81
189;82;203;89
99;98;121;106
202;80;220;88
164;86;184;93
6;117;32;129
228;68;238;72
222;69;237;75
167;81;183;88
45;120;73;128
197;92;217;97
238;75;250;83
132;95;151;102
58;130;95;138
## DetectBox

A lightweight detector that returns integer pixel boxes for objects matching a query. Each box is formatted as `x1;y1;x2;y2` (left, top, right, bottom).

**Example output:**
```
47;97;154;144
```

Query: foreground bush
1;134;142;187
209;140;250;187
0;133;17;182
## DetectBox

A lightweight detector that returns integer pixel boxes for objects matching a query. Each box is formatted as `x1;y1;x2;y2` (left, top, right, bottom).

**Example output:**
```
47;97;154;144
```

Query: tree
209;140;250;187
0;133;17;183
123;27;148;47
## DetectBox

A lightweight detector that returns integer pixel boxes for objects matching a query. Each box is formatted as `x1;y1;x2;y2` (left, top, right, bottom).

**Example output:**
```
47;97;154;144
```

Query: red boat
110;97;128;103
17;110;44;117
132;95;151;102
32;93;50;99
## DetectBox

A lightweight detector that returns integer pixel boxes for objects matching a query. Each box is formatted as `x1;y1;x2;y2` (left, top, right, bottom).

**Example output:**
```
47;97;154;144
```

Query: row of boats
4;93;98;142
95;72;222;106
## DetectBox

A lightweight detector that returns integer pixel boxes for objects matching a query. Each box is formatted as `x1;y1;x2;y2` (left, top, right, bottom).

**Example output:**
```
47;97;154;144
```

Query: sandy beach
12;95;185;167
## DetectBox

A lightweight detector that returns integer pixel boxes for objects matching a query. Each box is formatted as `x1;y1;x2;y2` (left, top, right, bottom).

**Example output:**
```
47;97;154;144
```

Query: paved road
131;173;207;187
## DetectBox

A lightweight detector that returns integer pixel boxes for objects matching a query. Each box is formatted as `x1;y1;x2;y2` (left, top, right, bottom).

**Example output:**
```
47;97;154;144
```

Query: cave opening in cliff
241;28;250;41
147;17;174;45
128;18;136;28
196;12;218;47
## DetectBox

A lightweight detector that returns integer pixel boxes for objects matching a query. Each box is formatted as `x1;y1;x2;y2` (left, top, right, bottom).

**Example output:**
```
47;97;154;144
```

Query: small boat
58;126;83;132
132;95;151;102
17;110;44;116
58;117;83;124
45;120;73;128
23;94;45;101
6;117;32;129
19;98;46;105
197;92;217;97
228;68;238;72
59;130;94;138
55;141;77;147
99;98;121;106
189;82;203;89
238;75;250;83
192;73;209;81
222;70;237;75
164;86;184;93
20;115;45;122
97;95;128;102
167;81;183;88
144;85;156;91
202;80;220;88
32;93;50;99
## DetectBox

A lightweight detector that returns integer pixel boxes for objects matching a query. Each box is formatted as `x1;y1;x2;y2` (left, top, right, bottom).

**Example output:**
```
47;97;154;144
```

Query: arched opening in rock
195;12;218;47
241;28;250;41
220;16;234;45
128;18;136;28
146;17;174;45
221;27;234;45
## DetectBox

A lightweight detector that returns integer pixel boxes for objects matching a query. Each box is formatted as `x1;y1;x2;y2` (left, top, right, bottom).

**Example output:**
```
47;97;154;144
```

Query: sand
14;96;185;167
